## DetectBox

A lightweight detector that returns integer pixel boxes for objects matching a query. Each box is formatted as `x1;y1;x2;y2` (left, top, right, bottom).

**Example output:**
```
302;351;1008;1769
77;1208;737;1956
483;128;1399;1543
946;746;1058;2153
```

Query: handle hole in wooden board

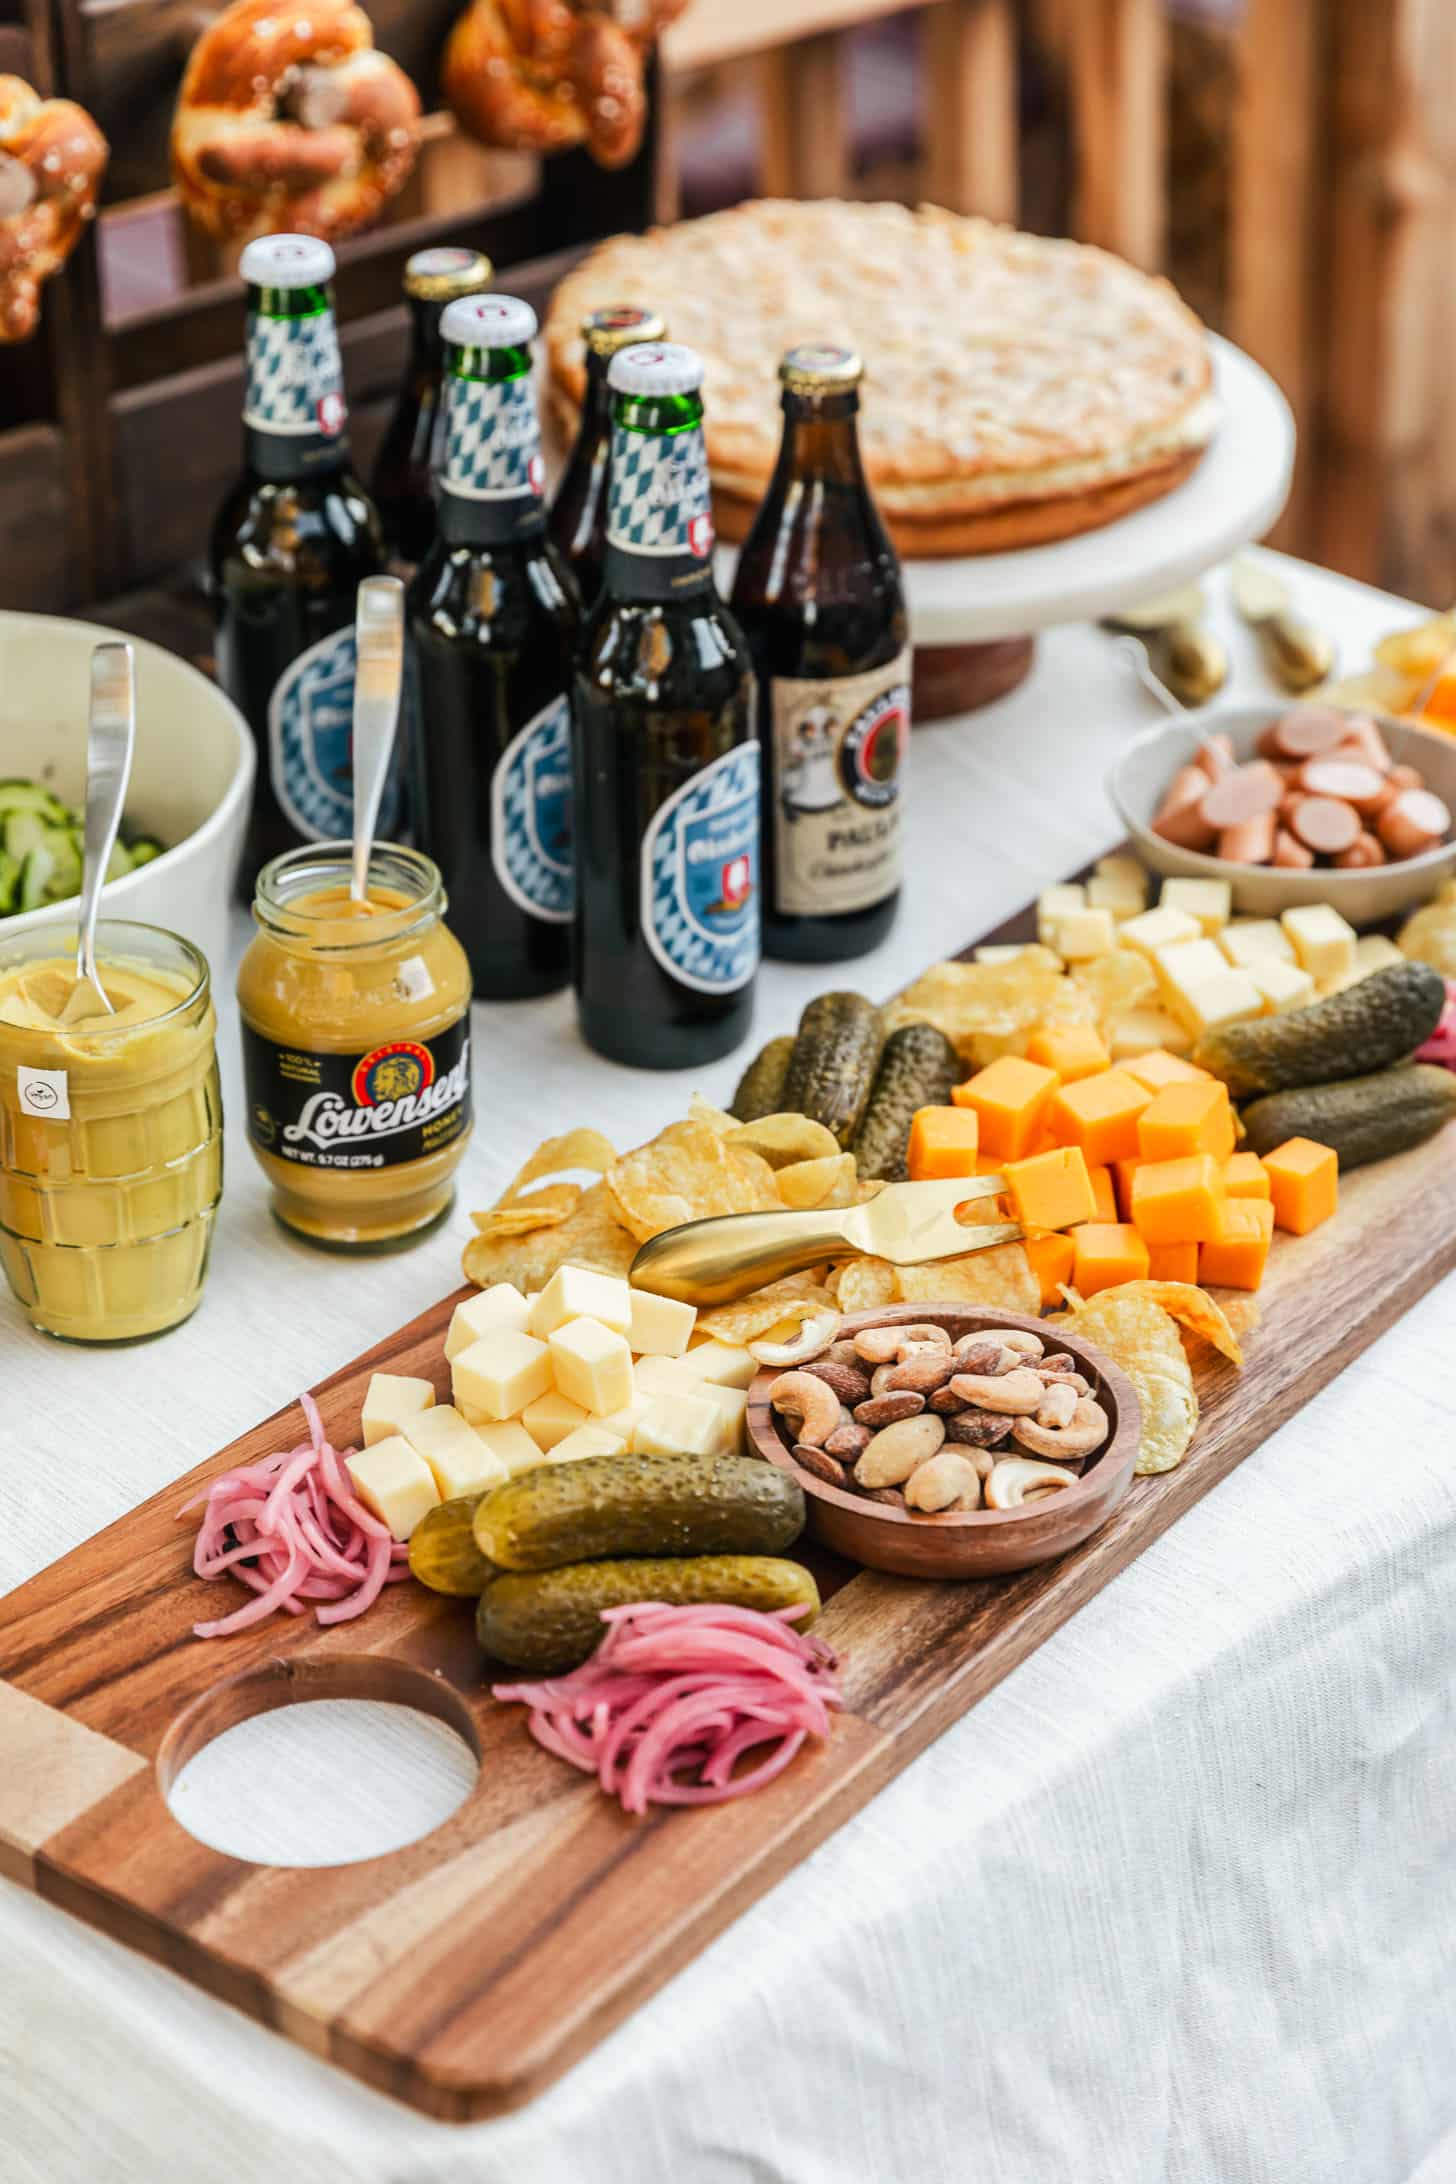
159;1655;481;1868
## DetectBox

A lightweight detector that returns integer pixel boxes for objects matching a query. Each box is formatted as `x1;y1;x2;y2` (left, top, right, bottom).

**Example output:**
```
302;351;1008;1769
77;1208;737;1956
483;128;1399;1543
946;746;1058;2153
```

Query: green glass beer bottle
407;294;579;999
730;344;910;962
371;246;494;574
547;303;666;609
211;234;386;883
573;341;760;1068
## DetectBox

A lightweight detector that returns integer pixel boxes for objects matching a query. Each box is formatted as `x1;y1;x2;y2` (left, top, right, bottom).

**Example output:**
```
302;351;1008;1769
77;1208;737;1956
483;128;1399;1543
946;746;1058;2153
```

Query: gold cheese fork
629;1174;1020;1307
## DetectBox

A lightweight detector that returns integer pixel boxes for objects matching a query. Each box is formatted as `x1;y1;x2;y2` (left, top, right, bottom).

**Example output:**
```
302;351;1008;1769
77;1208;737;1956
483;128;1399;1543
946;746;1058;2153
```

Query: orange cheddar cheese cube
1199;1197;1275;1290
1087;1163;1118;1222
1136;1080;1235;1164
1262;1136;1338;1235
1121;1048;1213;1094
1047;1069;1152;1165
975;1153;1008;1179
1003;1146;1098;1233
1223;1151;1271;1201
1072;1221;1150;1297
907;1105;980;1180
1025;1024;1110;1083
1025;1231;1076;1310
1113;1156;1142;1218
954;1056;1058;1161
1129;1153;1227;1244
1146;1240;1200;1283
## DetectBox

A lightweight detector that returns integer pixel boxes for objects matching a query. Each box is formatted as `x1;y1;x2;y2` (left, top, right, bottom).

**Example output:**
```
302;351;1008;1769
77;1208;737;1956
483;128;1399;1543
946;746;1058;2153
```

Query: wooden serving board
3;911;1456;2121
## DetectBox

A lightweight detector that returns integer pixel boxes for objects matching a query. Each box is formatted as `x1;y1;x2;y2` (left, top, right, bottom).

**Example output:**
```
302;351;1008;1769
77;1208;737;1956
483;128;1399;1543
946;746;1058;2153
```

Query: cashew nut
1011;1395;1109;1462
767;1369;843;1447
853;1322;952;1365
1000;1329;1045;1359
985;1456;1077;1508
945;1366;1046;1415
1035;1381;1078;1430
749;1307;842;1370
904;1450;982;1513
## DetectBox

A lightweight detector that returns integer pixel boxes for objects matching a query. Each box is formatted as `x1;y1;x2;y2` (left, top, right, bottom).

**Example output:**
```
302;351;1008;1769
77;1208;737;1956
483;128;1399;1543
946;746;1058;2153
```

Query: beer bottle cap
779;343;864;393
583;304;667;357
239;234;336;289
608;341;703;396
441;293;538;349
404;246;494;301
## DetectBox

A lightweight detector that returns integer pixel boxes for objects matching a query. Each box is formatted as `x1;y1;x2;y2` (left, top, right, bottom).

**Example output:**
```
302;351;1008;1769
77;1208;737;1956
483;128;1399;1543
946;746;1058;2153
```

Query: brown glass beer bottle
548;304;666;608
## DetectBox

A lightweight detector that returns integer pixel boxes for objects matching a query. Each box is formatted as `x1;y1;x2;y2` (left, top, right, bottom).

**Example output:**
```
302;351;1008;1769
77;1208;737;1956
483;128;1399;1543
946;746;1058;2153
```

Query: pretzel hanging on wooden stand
171;0;421;245
444;0;688;172
0;78;108;344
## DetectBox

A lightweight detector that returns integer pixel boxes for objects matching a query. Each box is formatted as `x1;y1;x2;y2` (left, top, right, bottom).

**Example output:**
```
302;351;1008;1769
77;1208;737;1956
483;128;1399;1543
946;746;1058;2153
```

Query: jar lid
780;343;863;393
405;246;494;302
240;234;335;289
583;304;667;357
442;293;538;349
609;341;703;396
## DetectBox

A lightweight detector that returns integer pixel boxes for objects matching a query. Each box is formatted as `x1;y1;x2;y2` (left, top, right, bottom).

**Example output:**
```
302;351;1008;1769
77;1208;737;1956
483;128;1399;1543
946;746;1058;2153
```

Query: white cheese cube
1154;938;1230;1019
520;1388;590;1451
1036;882;1085;949
626;1287;697;1357
676;1339;758;1391
1250;961;1316;1015
361;1373;435;1447
1282;903;1357;983
631;1391;723;1459
1107;1005;1194;1060
1121;904;1202;960
346;1435;440;1540
1094;853;1148;898
1218;919;1295;970
973;943;1040;964
596;1391;653;1443
401;1405;508;1500
1175;967;1265;1037
445;1284;531;1361
451;1329;551;1421
633;1353;699;1397
1086;873;1145;921
1053;906;1118;961
695;1382;749;1454
471;1419;543;1479
1353;934;1404;978
1160;876;1232;934
549;1317;634;1415
527;1264;634;1339
548;1424;627;1465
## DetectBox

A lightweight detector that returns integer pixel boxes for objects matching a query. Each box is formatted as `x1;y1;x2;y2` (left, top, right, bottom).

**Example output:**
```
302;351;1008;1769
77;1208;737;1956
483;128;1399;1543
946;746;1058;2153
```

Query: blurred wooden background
2;0;1454;617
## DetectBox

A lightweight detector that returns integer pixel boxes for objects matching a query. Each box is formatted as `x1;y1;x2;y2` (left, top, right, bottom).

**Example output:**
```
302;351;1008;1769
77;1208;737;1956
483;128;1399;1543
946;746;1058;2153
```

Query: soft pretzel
0;78;107;344
171;0;420;244
444;0;686;172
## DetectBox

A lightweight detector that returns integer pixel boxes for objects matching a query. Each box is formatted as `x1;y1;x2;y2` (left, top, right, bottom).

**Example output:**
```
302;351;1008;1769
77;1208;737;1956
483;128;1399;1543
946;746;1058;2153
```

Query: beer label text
770;655;910;917
641;741;761;994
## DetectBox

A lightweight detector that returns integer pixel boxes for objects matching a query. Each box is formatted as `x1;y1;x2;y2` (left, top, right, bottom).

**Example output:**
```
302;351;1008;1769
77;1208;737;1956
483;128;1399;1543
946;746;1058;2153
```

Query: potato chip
830;1256;899;1313
1398;883;1456;978
688;1093;738;1135
469;1182;579;1240
605;1118;780;1242
1074;1279;1244;1368
776;1151;858;1209
1127;1367;1201;1475
885;956;1067;1064
695;1271;835;1345
1069;949;1156;1034
725;1113;841;1168
1060;1289;1198;1473
462;1180;635;1293
893;1243;1038;1315
494;1128;617;1208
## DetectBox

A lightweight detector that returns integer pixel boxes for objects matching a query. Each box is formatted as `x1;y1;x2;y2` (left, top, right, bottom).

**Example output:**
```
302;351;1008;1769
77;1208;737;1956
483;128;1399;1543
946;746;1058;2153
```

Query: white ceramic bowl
0;610;253;978
1110;699;1456;923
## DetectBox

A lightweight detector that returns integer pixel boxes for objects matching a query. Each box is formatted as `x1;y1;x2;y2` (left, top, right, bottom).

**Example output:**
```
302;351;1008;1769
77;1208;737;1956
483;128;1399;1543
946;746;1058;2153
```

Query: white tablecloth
4;554;1455;2184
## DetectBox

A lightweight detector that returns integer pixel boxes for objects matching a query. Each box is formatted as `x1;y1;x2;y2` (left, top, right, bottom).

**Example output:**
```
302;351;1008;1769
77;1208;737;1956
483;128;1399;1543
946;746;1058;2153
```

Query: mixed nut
758;1314;1112;1516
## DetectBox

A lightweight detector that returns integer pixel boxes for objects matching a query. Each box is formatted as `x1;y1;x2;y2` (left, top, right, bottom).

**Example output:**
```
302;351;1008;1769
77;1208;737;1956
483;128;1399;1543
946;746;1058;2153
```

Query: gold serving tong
1102;584;1228;708
629;1175;1021;1308
1230;555;1334;693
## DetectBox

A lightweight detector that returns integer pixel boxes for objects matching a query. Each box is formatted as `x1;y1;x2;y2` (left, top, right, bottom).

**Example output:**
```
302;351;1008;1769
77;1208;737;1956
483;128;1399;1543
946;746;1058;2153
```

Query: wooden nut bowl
747;1304;1141;1580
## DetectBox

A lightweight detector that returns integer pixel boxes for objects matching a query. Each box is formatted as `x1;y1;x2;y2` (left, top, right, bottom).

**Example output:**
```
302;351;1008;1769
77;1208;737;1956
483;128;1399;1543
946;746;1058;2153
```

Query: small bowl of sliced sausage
1111;699;1456;920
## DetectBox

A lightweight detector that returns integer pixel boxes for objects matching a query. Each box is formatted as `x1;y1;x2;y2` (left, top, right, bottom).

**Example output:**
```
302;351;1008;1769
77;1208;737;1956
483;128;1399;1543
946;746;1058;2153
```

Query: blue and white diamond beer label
243;311;347;438
491;695;574;923
641;743;761;994
444;374;545;500
268;626;402;842
607;425;715;559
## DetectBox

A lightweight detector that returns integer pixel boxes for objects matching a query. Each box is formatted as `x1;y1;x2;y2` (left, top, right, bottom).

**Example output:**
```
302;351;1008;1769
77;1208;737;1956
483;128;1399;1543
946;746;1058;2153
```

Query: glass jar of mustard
238;843;473;1248
0;921;222;1343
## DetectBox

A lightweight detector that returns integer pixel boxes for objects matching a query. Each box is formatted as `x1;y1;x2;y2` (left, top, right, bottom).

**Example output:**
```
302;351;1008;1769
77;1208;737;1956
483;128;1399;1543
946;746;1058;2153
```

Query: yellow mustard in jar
0;921;222;1342
238;843;473;1248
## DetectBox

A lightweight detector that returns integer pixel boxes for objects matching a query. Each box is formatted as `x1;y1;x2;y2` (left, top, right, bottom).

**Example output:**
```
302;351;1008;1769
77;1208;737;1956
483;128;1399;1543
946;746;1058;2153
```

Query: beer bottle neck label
641;742;761;994
440;371;546;540
605;422;716;598
267;624;405;843
769;653;910;917
491;693;575;925
243;307;350;477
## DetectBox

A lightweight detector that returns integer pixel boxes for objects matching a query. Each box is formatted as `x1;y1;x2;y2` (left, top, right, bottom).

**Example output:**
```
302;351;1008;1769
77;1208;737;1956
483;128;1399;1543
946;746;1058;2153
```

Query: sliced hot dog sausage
1152;764;1218;850
1328;714;1391;773
1370;762;1424;816
1217;811;1276;864
1193;732;1235;782
1290;795;1361;856
1297;757;1389;815
1377;787;1451;860
1198;760;1284;831
1334;830;1387;869
1273;827;1315;869
1268;707;1351;761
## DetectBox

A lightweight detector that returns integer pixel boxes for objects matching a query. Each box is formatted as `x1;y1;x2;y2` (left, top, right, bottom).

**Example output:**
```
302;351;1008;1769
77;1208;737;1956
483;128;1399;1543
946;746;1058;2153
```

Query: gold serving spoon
1102;584;1228;708
1230;555;1334;693
629;1175;1022;1308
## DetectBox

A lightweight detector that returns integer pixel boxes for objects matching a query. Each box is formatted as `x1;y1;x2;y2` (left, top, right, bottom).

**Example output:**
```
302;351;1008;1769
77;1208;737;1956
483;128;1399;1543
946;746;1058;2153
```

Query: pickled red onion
493;1603;842;1813
1415;977;1456;1071
182;1392;409;1638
